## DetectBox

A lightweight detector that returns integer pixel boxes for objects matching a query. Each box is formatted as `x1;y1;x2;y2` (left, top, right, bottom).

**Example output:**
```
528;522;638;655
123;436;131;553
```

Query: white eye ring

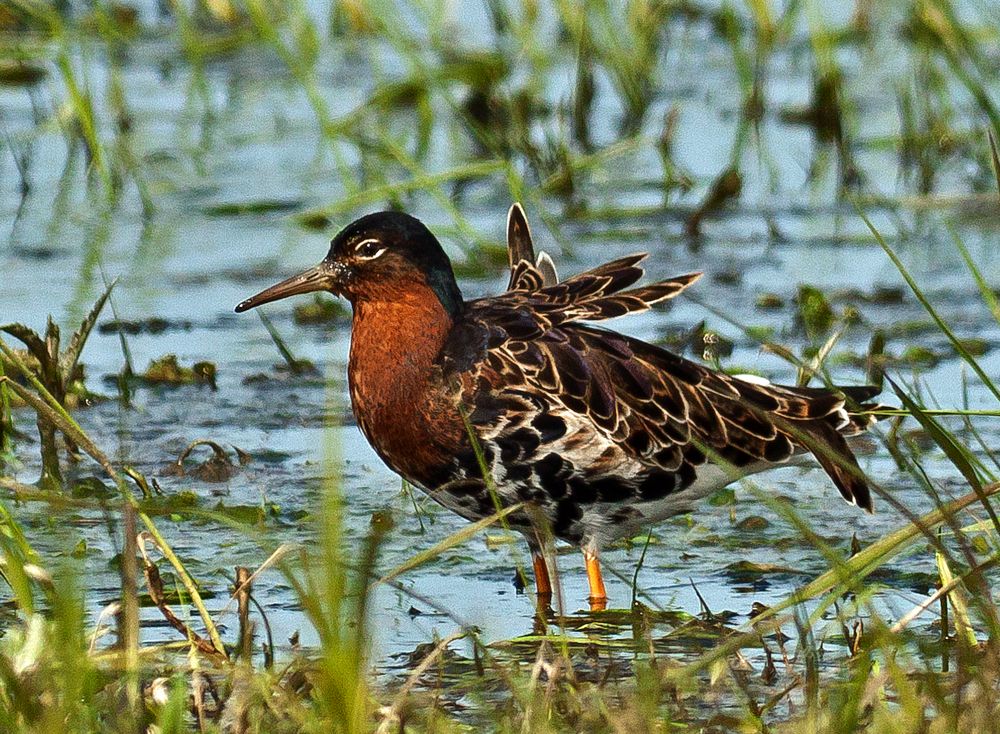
355;238;386;260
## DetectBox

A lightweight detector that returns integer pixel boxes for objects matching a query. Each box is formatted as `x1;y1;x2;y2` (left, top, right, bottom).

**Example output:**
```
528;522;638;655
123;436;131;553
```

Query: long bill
235;263;334;312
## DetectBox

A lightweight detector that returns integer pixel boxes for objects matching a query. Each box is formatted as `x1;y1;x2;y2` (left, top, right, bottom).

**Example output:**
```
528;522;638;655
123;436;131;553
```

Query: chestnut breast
347;293;466;487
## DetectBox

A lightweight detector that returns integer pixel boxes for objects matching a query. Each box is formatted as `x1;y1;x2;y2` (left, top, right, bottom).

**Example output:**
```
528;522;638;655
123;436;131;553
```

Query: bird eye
356;239;385;259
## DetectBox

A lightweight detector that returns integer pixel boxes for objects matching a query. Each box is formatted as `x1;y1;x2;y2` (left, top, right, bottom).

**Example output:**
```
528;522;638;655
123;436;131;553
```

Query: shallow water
2;0;1000;689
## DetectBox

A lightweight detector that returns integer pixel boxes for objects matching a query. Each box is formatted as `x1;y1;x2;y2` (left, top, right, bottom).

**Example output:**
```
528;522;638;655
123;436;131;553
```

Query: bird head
235;211;463;316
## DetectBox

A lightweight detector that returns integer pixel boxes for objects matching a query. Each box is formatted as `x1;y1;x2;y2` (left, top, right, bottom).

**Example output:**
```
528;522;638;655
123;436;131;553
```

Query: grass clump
2;213;1000;732
0;283;113;489
4;1;1000;731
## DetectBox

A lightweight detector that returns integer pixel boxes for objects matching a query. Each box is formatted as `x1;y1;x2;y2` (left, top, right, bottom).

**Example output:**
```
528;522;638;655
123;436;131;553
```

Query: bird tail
802;384;885;513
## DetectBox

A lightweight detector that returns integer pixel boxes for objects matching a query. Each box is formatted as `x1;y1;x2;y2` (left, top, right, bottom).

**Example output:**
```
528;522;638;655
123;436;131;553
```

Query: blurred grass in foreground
3;0;1000;731
1;150;1000;732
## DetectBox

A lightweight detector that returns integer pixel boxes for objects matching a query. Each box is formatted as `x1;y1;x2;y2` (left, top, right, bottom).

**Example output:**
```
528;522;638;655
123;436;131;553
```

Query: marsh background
1;0;1000;732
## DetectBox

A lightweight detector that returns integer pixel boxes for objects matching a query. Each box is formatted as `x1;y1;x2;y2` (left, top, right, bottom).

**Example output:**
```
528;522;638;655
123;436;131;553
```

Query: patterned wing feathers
506;203;559;291
536;328;873;507
453;247;877;515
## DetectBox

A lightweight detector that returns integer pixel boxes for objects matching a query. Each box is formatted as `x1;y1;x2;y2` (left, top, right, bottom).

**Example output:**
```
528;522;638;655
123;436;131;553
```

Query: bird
236;204;880;610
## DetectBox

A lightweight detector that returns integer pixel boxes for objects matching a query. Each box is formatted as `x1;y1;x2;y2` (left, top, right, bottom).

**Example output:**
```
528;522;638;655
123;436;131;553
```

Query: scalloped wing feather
443;253;877;536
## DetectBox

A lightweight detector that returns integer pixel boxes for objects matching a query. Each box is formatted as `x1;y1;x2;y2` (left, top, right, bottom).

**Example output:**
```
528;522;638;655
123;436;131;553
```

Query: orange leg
532;552;552;596
583;549;607;611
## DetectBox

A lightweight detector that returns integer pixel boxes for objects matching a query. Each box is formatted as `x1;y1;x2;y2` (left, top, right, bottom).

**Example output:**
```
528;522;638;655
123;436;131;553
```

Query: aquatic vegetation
139;355;218;390
163;439;250;484
2;0;1000;731
0;283;113;489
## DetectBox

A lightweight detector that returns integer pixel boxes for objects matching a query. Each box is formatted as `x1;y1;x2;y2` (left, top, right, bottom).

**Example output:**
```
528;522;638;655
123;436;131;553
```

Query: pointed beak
235;261;343;313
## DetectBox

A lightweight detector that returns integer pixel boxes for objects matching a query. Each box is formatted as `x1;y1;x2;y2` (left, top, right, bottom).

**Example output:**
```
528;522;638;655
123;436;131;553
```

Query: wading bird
236;205;878;610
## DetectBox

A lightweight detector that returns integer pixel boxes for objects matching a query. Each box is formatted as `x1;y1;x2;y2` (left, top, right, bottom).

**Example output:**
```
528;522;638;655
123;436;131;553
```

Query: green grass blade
664;481;1000;681
948;223;1000;326
989;129;1000;199
936;548;978;648
61;279;115;390
857;209;1000;403
887;377;985;494
257;310;302;370
888;375;1000;535
374;503;524;588
0;344;227;656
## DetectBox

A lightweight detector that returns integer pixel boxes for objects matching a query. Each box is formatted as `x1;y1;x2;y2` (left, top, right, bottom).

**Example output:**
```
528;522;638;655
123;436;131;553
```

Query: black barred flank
386;207;883;546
